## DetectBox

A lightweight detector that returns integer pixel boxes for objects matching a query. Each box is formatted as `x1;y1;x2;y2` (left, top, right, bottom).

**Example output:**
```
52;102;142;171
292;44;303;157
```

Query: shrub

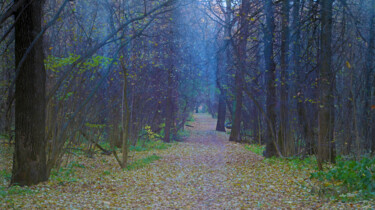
310;157;375;199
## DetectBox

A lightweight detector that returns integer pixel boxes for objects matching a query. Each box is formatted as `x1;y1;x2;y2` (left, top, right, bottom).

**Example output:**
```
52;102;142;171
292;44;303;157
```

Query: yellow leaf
346;61;351;69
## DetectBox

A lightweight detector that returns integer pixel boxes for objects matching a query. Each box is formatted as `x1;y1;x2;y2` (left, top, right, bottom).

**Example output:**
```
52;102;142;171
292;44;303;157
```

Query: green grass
176;129;190;141
0;185;36;198
0;148;37;198
130;140;172;152
0;168;11;183
187;115;195;122
126;154;161;170
49;161;83;184
263;156;317;171
97;139;173;153
244;144;265;156
244;144;317;170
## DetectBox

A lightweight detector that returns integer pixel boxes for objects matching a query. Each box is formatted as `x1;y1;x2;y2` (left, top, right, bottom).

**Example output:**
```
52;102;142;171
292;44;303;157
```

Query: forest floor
1;113;374;208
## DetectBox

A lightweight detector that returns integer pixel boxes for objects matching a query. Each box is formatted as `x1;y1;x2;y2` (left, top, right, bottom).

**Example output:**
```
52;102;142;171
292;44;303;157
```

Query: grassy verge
126;154;161;170
244;144;265;156
310;156;375;201
130;140;173;152
243;143;375;201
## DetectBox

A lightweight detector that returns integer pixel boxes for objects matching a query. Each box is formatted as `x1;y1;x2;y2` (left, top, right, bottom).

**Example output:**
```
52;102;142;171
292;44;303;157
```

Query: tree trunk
121;63;130;169
229;71;243;142
317;0;335;165
279;0;290;155
11;0;47;186
229;0;250;142
367;0;375;154
216;94;226;131
164;68;173;143
216;0;232;132
264;0;278;157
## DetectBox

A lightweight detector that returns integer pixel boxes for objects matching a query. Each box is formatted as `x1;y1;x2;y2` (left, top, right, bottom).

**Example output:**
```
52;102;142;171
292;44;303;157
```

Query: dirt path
2;113;370;209
134;113;312;209
160;113;263;208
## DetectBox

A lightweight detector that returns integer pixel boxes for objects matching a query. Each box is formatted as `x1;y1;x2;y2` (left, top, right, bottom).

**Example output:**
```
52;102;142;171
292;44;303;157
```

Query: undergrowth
244;142;375;201
244;144;265;156
130;140;172;152
126;154;161;170
0;185;36;199
49;161;85;185
0;145;37;199
310;156;375;201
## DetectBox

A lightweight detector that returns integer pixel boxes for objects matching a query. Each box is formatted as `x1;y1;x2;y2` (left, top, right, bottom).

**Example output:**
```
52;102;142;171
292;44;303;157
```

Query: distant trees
208;0;375;163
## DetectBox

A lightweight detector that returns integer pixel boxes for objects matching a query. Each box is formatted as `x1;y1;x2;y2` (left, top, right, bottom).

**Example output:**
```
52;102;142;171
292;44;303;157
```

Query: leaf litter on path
1;113;374;209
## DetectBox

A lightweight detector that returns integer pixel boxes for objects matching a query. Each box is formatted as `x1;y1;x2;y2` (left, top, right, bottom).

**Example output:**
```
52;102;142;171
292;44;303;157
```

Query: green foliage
44;54;80;73
85;123;106;129
310;157;375;199
262;155;317;172
284;156;317;171
243;143;317;171
50;161;83;184
244;144;265;156
187;115;195;122
45;54;113;73
99;142;111;151
126;155;161;171
0;168;11;183
176;129;190;140
144;125;161;141
0;186;35;198
0;133;10;140
130;140;172;152
0;147;35;198
102;170;111;176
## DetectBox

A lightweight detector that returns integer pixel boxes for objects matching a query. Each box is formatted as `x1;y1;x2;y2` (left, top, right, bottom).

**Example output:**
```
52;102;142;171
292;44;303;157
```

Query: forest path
136;113;313;208
3;114;363;209
157;113;263;208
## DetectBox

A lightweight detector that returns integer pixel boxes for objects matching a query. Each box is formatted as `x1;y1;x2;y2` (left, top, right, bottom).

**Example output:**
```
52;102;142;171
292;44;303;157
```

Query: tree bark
164;67;173;143
279;0;290;155
216;0;232;132
11;0;48;186
317;0;335;165
264;0;278;157
229;0;250;142
216;94;226;131
366;0;375;154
